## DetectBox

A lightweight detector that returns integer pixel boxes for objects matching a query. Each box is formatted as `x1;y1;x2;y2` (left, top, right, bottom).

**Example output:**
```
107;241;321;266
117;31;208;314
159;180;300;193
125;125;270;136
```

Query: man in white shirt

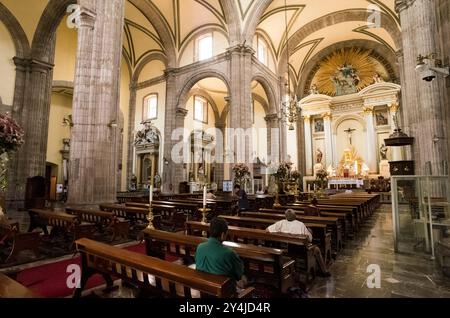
266;209;331;277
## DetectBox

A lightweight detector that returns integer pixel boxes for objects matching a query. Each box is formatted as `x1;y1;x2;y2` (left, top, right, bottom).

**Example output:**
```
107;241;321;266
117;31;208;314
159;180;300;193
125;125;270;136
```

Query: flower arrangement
315;168;329;189
272;162;293;182
0;114;24;193
232;163;251;187
0;114;24;155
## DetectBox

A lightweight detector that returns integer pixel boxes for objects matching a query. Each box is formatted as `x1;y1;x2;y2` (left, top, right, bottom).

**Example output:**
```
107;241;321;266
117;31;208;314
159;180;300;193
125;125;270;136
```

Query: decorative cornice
363;107;374;115
388;103;400;113
322;112;332;120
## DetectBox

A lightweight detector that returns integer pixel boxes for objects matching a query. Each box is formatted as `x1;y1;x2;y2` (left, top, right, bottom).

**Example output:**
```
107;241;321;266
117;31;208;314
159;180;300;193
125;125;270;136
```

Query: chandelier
280;0;302;131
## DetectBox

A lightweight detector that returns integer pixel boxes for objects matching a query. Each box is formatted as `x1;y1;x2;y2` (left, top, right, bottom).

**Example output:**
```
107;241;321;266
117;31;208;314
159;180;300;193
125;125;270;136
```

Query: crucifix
344;127;356;145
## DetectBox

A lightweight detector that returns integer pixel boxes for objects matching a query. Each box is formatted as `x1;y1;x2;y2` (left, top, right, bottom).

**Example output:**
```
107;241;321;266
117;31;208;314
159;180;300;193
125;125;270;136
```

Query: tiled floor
4;204;450;298
307;204;450;298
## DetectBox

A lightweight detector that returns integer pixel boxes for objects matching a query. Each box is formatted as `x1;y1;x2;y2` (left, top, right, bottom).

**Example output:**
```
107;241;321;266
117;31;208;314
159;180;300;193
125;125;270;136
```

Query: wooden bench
126;201;201;221
0;273;40;298
66;207;130;241
218;215;332;264
242;211;343;253
185;221;317;282
28;209;95;248
99;204;163;230
143;229;296;293
74;238;254;298
0;221;40;263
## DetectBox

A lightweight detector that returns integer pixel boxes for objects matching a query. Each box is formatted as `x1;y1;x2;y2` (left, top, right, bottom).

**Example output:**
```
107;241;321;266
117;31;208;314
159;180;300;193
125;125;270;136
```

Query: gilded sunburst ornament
312;48;388;96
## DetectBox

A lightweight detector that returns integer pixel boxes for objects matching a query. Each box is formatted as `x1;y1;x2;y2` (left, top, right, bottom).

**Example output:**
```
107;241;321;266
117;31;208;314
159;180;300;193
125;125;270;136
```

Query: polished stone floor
4;204;450;298
308;204;450;298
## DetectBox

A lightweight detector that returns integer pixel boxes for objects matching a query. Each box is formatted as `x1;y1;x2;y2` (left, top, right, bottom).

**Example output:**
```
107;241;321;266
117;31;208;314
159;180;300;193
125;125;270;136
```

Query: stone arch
278;9;402;75
220;0;241;45
176;70;231;110
332;114;367;134
132;51;168;83
186;88;221;124
31;0;76;63
242;0;273;44
0;3;31;58
128;0;177;68
298;39;400;98
251;75;278;114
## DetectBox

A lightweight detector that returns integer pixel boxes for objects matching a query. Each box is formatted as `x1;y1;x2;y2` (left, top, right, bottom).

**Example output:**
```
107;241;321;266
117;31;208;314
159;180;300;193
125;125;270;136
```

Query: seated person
233;184;249;212
195;218;247;289
266;209;331;277
206;190;217;200
305;197;321;217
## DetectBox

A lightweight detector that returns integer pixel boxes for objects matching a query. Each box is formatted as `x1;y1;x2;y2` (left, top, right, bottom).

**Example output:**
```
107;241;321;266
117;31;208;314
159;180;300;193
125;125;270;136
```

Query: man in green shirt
195;218;244;286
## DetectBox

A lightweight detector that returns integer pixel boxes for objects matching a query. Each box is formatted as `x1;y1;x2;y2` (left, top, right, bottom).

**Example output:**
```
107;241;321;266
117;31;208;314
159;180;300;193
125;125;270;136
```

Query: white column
304;116;313;175
389;103;403;161
364;107;377;173
323;113;333;168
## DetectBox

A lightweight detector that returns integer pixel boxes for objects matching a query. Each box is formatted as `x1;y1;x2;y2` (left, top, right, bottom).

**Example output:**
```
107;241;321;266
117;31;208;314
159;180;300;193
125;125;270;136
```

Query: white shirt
267;220;313;242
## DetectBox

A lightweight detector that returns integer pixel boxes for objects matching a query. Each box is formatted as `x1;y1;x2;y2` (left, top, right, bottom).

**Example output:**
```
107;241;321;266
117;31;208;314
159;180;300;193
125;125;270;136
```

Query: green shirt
195;237;244;282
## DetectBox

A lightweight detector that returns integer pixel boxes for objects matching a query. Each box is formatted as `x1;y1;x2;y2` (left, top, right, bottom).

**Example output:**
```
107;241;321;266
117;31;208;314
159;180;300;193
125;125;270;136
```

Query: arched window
143;94;158;120
257;35;268;66
196;33;213;61
194;96;208;123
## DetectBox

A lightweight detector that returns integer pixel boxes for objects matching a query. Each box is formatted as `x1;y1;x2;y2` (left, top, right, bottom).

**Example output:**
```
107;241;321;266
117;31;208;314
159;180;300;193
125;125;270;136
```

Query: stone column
396;0;448;175
303;116;313;175
7;57;54;208
214;121;226;189
162;68;179;193
265;114;280;164
126;82;137;189
68;1;125;205
323;113;333;168
228;45;254;165
363;107;377;172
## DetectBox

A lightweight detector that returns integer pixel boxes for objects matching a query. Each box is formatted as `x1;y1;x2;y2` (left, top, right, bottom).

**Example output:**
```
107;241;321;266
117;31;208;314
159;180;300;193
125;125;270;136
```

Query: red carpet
14;242;176;298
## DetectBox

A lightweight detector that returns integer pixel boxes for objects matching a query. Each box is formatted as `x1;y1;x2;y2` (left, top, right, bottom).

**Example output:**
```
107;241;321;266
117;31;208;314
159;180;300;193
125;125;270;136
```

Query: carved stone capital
303;115;311;123
264;113;279;123
13;57;54;74
388;103;400;113
323;112;332;120
78;7;97;29
227;44;255;56
176;107;189;118
363;107;374;115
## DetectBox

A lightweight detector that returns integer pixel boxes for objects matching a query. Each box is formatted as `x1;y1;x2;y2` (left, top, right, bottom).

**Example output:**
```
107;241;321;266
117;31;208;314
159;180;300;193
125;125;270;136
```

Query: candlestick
149;185;153;204
203;185;207;209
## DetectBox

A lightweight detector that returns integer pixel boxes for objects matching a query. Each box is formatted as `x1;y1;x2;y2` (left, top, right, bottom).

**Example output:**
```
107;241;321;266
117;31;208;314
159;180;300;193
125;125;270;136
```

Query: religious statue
331;63;361;96
154;173;161;188
372;73;384;84
134;120;159;146
380;144;388;160
309;84;319;95
314;118;324;132
316;148;323;164
130;174;137;191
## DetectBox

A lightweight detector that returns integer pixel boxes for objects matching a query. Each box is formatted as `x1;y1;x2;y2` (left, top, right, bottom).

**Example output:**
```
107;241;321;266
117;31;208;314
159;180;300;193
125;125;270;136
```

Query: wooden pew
242;211;343;253
126;201;201;221
74;238;254;298
99;204;163;230
28;209;95;248
0;221;40;263
216;215;332;265
143;229;296;293
65;207;130;241
185;221;317;282
0;273;40;298
287;203;357;235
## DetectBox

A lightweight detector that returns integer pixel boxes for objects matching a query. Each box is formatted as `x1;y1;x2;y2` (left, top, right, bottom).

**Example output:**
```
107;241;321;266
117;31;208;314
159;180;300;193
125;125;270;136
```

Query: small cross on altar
344;128;356;145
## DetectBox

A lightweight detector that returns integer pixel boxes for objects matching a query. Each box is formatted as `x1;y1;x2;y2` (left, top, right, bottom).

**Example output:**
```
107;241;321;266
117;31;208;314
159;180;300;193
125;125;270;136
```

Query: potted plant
232;163;251;190
0;113;25;209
